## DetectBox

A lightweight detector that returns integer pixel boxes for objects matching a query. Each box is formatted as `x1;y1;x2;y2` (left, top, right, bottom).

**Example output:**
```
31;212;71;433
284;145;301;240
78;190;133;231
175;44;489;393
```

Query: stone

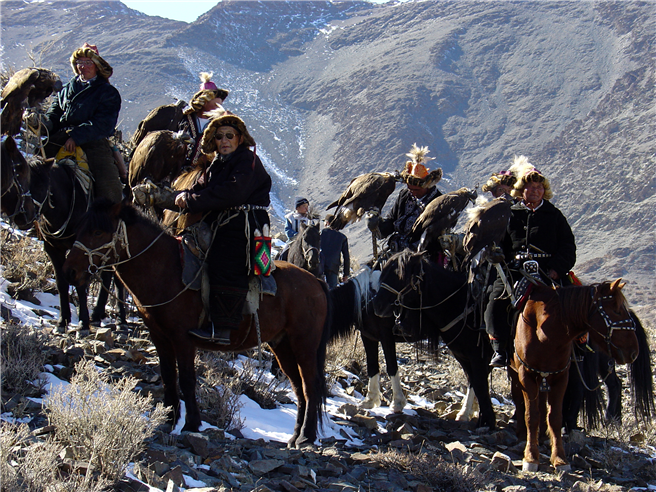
351;414;378;430
249;459;284;475
490;451;517;473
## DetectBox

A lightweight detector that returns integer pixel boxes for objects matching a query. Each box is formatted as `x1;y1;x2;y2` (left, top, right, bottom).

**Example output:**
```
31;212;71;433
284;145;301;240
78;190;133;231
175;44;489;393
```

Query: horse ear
299;222;307;232
610;278;624;292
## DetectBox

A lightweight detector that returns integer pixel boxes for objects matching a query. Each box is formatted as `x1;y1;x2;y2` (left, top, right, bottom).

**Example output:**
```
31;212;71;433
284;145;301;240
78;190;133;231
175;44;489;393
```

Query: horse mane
554;285;592;329
84;198;166;236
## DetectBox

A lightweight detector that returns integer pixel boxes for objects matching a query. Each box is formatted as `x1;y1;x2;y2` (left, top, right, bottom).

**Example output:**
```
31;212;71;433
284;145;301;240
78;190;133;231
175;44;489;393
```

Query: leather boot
489;338;508;368
190;285;248;344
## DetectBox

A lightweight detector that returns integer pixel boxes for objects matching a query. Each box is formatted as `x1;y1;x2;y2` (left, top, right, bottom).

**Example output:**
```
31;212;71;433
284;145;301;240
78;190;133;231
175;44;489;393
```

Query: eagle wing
131;100;187;148
129;130;193;187
462;196;512;264
411;187;474;246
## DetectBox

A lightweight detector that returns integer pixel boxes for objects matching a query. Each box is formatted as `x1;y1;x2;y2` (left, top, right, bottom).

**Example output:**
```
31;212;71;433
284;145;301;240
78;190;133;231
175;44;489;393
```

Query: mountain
1;0;654;316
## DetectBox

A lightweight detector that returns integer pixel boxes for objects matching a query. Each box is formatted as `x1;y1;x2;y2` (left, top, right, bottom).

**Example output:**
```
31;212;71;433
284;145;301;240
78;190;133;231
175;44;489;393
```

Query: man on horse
365;144;443;253
485;157;576;367
174;114;271;344
284;196;313;240
43;43;123;203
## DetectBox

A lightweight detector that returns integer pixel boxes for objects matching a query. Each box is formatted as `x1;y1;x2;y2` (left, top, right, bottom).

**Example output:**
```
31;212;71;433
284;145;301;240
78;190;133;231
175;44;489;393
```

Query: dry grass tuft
372;447;483;491
325;331;367;383
44;359;168;485
1;229;55;296
0;322;47;396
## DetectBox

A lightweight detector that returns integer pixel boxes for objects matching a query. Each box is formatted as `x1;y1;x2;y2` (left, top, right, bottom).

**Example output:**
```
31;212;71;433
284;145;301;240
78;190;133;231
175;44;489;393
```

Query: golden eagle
1;68;62;136
462;195;513;265
326;171;400;230
128;130;194;188
410;187;477;249
130;100;187;148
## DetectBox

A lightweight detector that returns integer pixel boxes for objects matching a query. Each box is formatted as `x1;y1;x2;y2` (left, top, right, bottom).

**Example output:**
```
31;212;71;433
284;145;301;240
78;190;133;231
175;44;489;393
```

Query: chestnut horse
510;280;638;473
63;199;331;448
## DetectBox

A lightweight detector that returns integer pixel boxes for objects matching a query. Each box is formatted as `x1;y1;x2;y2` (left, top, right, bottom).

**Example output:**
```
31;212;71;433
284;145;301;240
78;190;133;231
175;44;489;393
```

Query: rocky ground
2;312;654;492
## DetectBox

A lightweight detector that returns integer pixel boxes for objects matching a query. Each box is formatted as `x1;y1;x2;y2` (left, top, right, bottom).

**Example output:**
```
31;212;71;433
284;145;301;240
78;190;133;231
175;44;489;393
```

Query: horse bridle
1;165;33;220
589;287;636;356
72;219;133;274
302;241;320;267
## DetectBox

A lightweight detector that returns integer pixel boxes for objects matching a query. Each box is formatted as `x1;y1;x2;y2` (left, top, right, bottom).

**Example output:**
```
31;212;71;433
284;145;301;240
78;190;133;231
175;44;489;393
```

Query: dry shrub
325;331;366;383
0;322;47;396
44;359;168;484
1;229;55;296
372;448;483;491
195;351;244;431
238;351;288;410
1;422;110;492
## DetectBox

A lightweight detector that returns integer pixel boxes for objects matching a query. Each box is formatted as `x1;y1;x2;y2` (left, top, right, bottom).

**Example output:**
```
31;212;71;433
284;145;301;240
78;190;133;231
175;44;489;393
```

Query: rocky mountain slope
1;0;653;315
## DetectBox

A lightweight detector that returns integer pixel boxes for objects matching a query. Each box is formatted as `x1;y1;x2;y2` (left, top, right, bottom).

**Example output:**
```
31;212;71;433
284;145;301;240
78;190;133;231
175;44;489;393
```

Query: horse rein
589;289;636;356
0;171;33;220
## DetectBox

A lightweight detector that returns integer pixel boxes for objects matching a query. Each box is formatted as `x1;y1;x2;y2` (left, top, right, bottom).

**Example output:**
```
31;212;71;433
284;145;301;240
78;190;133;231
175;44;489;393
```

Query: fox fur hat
200;114;256;154
509;155;553;200
400;143;443;188
70;43;113;79
481;170;517;193
184;72;230;115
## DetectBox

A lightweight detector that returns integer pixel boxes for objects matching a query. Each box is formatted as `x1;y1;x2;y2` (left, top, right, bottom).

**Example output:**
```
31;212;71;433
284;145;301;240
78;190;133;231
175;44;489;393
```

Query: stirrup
489;351;508;368
189;324;231;344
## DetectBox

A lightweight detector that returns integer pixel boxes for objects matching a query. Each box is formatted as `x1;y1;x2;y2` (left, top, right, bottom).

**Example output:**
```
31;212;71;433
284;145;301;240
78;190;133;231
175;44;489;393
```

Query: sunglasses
75;60;95;67
215;133;239;141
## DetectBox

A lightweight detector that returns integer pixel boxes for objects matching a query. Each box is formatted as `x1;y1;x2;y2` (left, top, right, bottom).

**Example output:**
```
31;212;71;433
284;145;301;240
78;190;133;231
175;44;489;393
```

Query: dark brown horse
1;136;36;228
510;280;639;473
63;199;331;447
287;222;322;277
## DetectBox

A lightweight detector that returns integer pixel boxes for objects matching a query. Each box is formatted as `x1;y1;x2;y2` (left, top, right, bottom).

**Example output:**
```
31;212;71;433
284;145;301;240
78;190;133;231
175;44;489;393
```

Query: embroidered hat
481;170;517;193
70;43;113;79
200;114;256;154
509;155;553;200
184;72;229;115
400;143;443;188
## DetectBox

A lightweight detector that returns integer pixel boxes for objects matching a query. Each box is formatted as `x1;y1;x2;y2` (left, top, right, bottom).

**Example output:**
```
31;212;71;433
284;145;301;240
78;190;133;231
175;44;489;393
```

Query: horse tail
629;310;655;419
328;280;358;343
578;350;605;430
316;279;332;429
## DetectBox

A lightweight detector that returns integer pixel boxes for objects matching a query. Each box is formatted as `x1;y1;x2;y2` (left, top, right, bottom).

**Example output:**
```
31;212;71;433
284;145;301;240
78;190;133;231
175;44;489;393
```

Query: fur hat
400;144;443;188
509;155;553;200
200;114;256;154
70;43;113;79
183;72;229;115
481;170;517;193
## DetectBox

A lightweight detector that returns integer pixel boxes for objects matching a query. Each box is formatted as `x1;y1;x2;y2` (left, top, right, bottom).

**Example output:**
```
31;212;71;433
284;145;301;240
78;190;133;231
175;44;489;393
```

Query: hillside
1;0;654;315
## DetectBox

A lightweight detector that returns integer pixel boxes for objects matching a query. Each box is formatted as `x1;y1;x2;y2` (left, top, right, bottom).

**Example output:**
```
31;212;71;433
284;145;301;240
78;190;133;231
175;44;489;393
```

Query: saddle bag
253;226;272;276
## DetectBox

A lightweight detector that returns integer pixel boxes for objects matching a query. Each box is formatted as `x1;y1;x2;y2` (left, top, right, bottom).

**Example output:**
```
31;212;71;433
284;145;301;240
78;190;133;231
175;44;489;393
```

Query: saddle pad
245;275;277;314
179;239;203;291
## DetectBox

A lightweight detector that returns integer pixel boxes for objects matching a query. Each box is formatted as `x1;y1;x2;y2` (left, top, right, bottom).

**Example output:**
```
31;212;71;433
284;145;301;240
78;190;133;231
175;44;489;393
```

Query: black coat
321;228;350;276
45;76;120;146
503;199;576;281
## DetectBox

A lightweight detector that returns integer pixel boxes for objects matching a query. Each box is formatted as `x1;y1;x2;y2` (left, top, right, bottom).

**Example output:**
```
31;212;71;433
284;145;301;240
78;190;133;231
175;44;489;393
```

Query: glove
25;111;42;128
488;245;505;264
365;211;380;232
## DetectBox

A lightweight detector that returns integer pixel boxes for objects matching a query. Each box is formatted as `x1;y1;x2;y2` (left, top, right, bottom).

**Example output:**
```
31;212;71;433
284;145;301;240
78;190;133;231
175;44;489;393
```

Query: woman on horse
175;114;272;344
485;156;576;367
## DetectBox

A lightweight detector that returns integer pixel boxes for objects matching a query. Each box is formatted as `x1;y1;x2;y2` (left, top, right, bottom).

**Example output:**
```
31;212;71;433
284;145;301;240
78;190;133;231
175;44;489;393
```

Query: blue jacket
45;76;121;146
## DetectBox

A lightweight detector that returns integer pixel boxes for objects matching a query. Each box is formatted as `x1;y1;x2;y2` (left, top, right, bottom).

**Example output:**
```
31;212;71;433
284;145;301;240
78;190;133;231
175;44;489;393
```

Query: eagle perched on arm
326;171;400;230
410;187;477;249
1;68;62;136
128;130;194;188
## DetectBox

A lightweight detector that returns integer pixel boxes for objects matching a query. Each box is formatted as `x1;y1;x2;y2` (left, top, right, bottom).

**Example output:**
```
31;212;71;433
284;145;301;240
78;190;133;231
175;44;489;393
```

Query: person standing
44;42;123;202
321;214;350;289
175;114;271;344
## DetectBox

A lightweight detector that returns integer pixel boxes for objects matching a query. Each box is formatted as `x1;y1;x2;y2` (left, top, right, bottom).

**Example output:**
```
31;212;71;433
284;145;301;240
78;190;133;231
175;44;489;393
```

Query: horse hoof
554;464;571;474
522;461;539;472
54;324;66;334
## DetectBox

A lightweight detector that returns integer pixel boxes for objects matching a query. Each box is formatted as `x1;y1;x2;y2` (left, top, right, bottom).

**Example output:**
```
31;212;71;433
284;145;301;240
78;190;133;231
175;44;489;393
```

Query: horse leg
115;278;127;325
360;335;382;409
452;353;495;429
270;338;310;448
456;386;476;422
547;372;570;471
509;367;526;437
380;331;406;413
177;344;201;432
149;329;181;426
91;270;113;325
601;359;622;423
46;243;90;332
520;370;541;472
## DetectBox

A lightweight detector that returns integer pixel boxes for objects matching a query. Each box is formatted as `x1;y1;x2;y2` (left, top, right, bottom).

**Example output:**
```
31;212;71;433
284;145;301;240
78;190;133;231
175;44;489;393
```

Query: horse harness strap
514;347;571;393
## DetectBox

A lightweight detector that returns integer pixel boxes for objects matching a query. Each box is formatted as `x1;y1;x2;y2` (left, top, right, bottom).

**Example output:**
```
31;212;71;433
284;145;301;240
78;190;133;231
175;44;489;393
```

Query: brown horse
1;135;36;228
510;280;638;473
63;199;331;448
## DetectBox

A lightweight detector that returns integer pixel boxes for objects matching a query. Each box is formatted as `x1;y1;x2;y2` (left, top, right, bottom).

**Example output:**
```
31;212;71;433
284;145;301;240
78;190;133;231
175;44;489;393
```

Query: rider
366;144;443;253
485;156;576;367
43;43;123;203
179;72;229;168
482;170;516;198
284;197;312;240
174;114;271;344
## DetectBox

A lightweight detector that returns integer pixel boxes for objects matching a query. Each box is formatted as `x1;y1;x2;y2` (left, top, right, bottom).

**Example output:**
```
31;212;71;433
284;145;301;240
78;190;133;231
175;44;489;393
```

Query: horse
287;222;322;277
1;135;36;228
63;199;332;448
370;249;496;429
509;280;639;473
11;157;125;331
563;309;654;431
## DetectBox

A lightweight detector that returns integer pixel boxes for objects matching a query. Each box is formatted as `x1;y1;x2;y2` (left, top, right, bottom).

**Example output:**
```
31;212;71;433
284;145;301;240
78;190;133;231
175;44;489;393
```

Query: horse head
300;222;321;275
64;199;132;287
1;136;36;229
372;249;424;318
587;278;639;365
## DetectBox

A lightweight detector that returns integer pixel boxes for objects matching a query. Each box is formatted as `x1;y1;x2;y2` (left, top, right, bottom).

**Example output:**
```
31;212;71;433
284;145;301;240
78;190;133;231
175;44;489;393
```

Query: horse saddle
512;260;542;309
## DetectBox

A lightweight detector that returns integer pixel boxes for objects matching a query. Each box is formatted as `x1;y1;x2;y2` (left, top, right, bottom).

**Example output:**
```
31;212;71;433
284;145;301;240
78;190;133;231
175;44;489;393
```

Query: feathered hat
400;144;443;188
200;114;256;154
184;72;230;115
70;43;113;79
509;155;553;200
481;170;517;193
